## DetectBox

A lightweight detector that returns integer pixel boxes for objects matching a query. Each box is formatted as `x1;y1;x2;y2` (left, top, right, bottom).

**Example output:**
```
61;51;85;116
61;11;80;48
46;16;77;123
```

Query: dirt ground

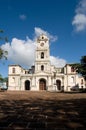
0;91;86;100
0;91;86;129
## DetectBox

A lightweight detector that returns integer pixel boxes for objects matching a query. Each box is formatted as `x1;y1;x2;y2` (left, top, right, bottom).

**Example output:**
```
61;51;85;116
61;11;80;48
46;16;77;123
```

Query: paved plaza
0;91;86;130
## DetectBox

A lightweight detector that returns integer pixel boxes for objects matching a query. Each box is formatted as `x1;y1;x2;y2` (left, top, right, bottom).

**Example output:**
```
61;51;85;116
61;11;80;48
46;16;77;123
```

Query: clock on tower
35;34;50;73
37;34;49;48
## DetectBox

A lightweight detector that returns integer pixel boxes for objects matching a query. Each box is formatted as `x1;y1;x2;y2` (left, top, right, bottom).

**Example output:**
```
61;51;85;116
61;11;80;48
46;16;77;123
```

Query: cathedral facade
8;34;85;91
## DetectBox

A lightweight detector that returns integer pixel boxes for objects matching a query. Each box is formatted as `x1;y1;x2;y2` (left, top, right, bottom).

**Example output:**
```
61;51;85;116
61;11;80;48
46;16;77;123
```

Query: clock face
40;42;44;46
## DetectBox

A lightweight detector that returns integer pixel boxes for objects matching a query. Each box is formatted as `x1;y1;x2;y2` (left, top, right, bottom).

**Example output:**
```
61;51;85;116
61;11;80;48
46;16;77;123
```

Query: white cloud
75;0;86;14
72;14;86;31
1;27;66;68
19;14;27;20
50;56;66;67
1;38;36;67
35;27;58;42
72;0;86;32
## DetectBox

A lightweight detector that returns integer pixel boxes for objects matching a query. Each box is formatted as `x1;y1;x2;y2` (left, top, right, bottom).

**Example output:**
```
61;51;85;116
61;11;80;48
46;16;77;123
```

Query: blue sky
0;0;86;77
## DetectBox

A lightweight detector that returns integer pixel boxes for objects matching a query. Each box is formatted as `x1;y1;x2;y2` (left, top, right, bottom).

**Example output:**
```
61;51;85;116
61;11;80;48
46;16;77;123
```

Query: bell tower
35;34;51;73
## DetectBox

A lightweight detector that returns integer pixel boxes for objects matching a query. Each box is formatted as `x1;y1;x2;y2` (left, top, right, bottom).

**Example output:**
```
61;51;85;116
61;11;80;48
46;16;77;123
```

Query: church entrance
39;79;46;90
56;80;61;90
25;80;30;90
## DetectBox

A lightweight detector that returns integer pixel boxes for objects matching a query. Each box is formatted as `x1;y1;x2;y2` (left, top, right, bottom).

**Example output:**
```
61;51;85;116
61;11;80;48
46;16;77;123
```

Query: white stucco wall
8;35;86;91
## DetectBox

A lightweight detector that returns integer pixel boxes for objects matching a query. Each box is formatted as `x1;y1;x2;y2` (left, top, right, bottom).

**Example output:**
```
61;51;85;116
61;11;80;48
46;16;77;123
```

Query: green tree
0;30;8;87
72;56;86;87
79;56;86;81
0;30;8;60
0;30;8;42
0;48;8;60
0;74;3;82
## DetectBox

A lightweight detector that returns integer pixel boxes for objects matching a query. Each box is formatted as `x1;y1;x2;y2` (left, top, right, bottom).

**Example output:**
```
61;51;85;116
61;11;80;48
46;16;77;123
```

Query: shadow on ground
0;95;86;130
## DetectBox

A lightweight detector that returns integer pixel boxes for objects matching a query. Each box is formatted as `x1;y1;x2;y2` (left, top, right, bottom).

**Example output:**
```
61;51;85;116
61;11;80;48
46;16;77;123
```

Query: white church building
8;34;85;91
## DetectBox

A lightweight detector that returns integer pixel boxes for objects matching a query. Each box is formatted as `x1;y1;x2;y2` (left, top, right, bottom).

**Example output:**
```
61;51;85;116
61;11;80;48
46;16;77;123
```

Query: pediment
35;71;51;76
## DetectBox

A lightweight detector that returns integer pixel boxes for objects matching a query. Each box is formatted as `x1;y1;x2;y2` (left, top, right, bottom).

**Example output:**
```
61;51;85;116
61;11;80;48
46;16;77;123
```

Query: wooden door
56;80;61;90
39;79;46;90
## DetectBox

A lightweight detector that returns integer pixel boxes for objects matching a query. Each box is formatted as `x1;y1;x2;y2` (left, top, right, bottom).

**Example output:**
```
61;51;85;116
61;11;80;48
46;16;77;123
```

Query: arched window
12;68;15;73
71;76;74;83
41;52;44;59
41;65;44;71
71;66;75;72
42;36;44;39
81;79;83;85
12;77;15;82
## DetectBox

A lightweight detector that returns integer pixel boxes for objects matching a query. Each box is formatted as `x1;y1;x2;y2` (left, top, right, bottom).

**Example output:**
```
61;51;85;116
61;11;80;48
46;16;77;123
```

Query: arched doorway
56;80;61;90
39;79;46;90
25;80;30;90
